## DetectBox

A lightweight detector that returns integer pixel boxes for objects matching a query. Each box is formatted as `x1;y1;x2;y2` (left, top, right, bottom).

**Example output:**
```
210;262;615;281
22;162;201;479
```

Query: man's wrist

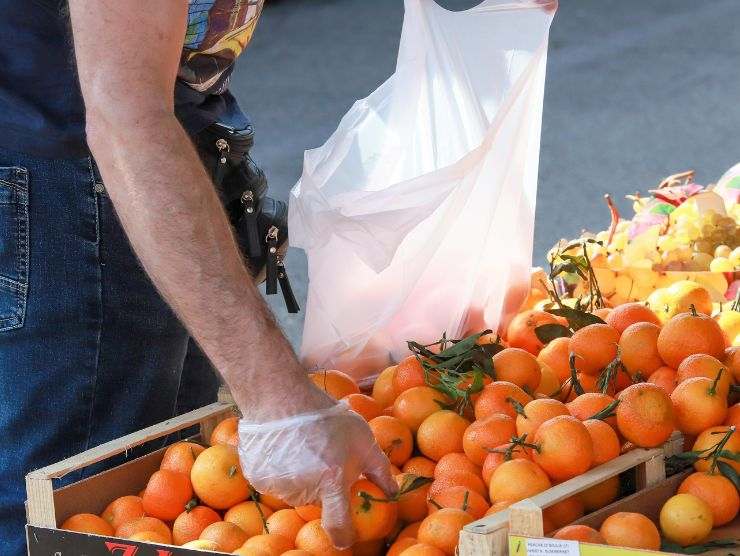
233;372;337;423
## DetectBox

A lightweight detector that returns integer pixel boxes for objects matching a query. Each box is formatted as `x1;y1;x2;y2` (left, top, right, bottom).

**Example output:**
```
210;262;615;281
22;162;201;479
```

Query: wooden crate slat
459;434;684;556
26;402;234;481
25;402;235;529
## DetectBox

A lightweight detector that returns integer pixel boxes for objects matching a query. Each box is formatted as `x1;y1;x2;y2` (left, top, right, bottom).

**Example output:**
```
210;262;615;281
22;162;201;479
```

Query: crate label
526;538;580;556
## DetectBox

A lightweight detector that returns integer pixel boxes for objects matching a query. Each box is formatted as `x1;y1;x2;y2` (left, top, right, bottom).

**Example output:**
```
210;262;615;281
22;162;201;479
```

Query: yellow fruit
660;493;714;547
710;257;734;273
717;311;740;346
647;288;671;323
664;281;713;319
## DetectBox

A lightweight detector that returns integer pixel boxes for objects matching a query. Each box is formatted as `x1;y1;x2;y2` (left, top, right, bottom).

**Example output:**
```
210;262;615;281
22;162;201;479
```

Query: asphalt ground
231;0;740;345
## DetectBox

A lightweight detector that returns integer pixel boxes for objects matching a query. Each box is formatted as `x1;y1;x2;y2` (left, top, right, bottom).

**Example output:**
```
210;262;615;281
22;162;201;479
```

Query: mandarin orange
492;348;542;392
553;524;604;543
516;398;570;439
392;386;450;433
417;411;470;462
616;383;674;448
141;469;194;521
583;419;620;467
506;310;561;355
657;310;726;369
671;375;728;435
481;442;531;485
351;479;399;542
648;366;678;396
427;485;489;519
309;369;360;399
489;459;551;503
172;505;221;545
368;415;414;466
395;473;431;522
100;495;145;530
209;416;238;446
569;324;620;376
606;302;660;335
191;444;250;509
160;441;206;476
372;365;398;408
342;393;382;422
462;413;517;466
61;513;115;536
600;512;660;551
619;322;664;379
537;337;572;382
417;508;474;555
224;501;274;538
532;415;593;481
474;381;532;420
676;354;732;397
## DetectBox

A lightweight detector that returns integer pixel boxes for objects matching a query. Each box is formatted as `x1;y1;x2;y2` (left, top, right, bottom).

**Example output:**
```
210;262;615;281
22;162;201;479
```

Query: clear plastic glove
238;403;397;549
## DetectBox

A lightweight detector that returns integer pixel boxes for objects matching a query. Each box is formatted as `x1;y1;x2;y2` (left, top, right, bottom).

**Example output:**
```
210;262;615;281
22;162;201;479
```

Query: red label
104;541;173;556
105;542;139;556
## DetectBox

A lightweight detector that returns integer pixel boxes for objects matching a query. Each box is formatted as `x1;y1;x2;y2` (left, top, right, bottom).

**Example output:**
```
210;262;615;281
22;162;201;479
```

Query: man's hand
239;405;396;548
67;0;393;547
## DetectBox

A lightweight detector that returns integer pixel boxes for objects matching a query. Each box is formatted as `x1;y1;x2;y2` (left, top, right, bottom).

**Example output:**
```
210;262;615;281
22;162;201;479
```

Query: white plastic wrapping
289;0;557;381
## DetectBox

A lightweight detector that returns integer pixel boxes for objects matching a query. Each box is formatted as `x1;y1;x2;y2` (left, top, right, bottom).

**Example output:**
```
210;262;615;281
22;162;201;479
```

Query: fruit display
52;165;740;555
550;435;740;552
548;170;738;306
58;290;739;555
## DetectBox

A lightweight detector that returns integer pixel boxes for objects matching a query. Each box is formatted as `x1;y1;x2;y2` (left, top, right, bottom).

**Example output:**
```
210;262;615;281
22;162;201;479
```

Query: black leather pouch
194;121;299;313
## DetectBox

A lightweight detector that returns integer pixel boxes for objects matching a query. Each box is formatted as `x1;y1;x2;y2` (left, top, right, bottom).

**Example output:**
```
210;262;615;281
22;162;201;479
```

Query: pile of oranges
553;451;740;551
60;298;738;555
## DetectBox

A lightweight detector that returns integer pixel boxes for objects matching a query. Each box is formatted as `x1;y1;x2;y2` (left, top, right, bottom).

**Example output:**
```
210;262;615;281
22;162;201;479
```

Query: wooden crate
458;433;685;556
506;471;740;556
25;402;235;555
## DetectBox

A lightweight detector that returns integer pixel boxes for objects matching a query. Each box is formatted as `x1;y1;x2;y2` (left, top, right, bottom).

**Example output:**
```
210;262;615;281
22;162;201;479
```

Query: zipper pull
240;190;261;257
277;258;300;313
265;226;279;295
214;138;230;186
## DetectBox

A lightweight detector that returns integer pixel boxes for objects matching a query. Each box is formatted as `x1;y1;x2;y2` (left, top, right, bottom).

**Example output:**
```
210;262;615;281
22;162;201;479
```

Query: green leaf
396;475;434;498
407;341;438;360
458;370;485;397
597;355;623;394
436;331;487;359
550;262;581;278
478;342;505;359
548;306;605;330
534;323;573;343
587;399;620;421
568;353;586;396
718;461;740;492
667;451;703;463
507;396;527;417
718;450;740;462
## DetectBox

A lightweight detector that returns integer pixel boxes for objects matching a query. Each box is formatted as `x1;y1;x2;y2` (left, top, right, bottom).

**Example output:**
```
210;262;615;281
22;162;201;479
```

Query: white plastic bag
289;0;557;382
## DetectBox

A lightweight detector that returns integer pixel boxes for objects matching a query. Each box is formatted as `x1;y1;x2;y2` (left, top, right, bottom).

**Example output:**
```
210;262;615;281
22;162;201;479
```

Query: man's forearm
87;111;330;419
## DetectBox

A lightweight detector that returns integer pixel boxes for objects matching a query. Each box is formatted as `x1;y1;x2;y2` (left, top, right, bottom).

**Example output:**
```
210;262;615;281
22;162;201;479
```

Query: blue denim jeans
0;147;218;554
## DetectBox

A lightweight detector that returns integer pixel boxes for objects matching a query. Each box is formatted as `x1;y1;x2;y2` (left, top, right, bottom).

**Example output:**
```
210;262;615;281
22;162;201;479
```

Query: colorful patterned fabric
179;0;265;94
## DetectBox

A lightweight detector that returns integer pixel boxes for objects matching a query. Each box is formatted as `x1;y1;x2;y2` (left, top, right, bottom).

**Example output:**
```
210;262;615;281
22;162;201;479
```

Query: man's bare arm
67;5;395;545
66;0;329;419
